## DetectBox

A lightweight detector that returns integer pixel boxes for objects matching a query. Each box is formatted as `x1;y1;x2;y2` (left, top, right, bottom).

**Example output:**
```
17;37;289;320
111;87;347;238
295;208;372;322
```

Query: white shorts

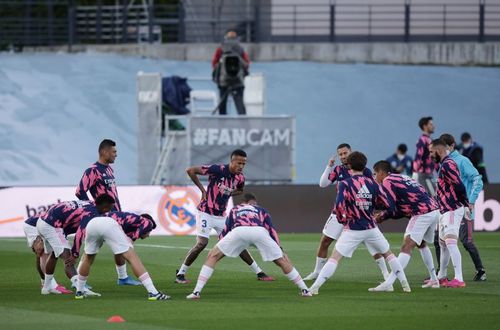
439;207;465;240
85;217;133;255
405;209;440;245
216;226;283;262
322;214;344;240
335;227;390;258
36;219;70;258
23;222;39;248
196;211;226;238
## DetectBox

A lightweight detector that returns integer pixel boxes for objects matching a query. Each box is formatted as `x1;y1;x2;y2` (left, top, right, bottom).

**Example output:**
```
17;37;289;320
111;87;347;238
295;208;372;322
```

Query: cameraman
211;30;250;115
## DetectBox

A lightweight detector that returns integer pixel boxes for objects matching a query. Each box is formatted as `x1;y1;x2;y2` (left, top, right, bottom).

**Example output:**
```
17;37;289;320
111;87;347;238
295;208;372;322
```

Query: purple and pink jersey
76;162;121;211
413;134;437;175
436;156;469;213
335;175;390;231
198;164;245;216
41;200;98;236
25;214;43;227
379;173;439;220
220;203;280;244
327;164;372;214
107;211;154;241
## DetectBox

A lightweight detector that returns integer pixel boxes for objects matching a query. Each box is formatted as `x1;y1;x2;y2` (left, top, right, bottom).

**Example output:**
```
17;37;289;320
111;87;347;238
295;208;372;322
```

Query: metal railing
1;1;500;50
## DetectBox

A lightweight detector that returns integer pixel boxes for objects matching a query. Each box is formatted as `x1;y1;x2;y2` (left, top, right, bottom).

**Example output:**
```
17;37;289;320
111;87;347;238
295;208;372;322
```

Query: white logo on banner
192;128;290;146
138;91;159;103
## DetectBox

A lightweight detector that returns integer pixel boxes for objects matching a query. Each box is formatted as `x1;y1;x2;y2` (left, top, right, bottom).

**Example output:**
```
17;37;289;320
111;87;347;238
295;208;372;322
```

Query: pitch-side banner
190;116;295;182
0;186;232;238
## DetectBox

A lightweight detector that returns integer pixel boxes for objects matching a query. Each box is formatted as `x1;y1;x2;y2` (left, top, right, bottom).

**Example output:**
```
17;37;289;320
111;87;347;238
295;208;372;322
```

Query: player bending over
186;193;312;299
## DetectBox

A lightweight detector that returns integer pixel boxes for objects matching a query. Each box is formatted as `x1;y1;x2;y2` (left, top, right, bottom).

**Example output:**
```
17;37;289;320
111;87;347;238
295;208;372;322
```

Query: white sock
249;261;262;274
116;264;128;280
43;274;54;290
386;254;409;285
177;264;190;276
375;256;389;280
139;272;158;294
445;238;463;282
314;257;327;274
194;265;214;293
311;258;338;290
437;241;450;279
419;246;438;281
51;277;58;289
71;275;78;287
76;275;87;292
285;268;307;290
384;252;411;286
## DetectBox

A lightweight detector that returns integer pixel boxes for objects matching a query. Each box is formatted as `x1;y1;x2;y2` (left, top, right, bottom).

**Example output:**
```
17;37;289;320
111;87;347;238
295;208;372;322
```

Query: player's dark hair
439;133;455;147
141;213;157;230
461;132;471;142
99;139;116;153
347;151;367;171
337;143;351;150
418;116;433;130
243;193;257;203
231;149;247;158
373;160;392;174
397;143;407;153
94;194;115;212
430;138;447;148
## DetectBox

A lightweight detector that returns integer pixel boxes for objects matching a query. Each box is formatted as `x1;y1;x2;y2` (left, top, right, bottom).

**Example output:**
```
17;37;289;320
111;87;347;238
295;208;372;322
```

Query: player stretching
36;195;115;295
73;211;170;300
440;134;486;281
368;160;440;291
303;144;389;281
23;214;72;294
186;193;311;299
176;149;273;283
76;138;139;286
309;152;411;294
429;139;469;288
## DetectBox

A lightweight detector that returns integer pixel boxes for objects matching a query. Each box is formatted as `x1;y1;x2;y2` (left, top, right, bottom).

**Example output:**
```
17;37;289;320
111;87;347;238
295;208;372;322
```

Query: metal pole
479;1;485;42
68;0;75;52
24;0;32;47
97;0;102;43
329;4;335;42
404;2;410;42
47;0;54;46
122;0;128;43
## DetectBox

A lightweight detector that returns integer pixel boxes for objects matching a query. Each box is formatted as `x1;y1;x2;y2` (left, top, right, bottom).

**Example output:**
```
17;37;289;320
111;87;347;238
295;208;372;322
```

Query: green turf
1;233;499;329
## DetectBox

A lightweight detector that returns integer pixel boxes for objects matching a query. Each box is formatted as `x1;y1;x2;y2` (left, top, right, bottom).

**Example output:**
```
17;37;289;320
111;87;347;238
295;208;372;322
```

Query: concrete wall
26;42;500;65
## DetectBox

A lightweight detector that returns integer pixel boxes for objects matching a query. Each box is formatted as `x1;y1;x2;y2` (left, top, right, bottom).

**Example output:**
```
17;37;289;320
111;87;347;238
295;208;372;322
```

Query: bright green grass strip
1;233;499;329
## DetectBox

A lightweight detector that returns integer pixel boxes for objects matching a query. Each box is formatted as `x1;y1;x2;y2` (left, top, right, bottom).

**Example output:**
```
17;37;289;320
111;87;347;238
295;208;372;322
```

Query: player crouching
73;212;170;301
186;193;312;300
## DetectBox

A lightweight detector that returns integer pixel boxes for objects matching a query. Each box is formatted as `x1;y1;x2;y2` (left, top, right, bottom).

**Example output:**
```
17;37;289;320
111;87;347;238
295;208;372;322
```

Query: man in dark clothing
211;30;249;115
459;132;489;184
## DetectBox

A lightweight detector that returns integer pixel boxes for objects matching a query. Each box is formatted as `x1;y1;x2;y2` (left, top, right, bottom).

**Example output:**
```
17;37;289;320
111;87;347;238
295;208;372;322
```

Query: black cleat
473;269;487;281
175;270;191;284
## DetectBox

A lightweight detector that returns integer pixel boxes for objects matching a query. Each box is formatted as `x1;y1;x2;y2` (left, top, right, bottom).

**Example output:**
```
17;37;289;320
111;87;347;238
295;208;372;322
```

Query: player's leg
232;87;246;115
459;216;486;281
372;253;389;281
75;253;96;299
176;211;212;283
35;239;71;294
239;249;274;281
115;254;141;286
441;208;466;288
304;214;340;281
273;255;311;296
309;249;343;294
374;235;417;288
187;246;226;299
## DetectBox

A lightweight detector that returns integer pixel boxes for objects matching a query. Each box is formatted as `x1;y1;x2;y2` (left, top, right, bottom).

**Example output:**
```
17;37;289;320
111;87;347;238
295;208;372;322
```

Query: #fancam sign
0;186;233;237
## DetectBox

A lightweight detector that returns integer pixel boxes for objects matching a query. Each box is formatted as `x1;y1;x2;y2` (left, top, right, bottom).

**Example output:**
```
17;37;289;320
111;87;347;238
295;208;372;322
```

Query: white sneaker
83;288;102;297
421;280;440;289
309;286;319;295
301;289;312;297
41;287;62;295
401;280;411;293
303;272;319;281
186;291;200;300
368;283;394;292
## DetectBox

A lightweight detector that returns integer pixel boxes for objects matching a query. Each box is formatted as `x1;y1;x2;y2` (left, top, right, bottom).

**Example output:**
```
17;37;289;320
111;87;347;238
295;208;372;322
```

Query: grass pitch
1;233;499;329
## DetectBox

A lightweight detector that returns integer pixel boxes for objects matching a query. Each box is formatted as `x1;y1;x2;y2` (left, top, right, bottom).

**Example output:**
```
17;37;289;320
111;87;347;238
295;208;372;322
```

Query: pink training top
436;156;469;213
197;164;245;216
336;175;390;230
220;203;280;245
76;162;121;211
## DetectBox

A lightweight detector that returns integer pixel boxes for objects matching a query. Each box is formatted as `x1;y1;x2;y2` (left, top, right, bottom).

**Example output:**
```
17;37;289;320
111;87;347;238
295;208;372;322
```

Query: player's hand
328;155;336;167
465;206;473;221
374;211;384;223
200;190;207;202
